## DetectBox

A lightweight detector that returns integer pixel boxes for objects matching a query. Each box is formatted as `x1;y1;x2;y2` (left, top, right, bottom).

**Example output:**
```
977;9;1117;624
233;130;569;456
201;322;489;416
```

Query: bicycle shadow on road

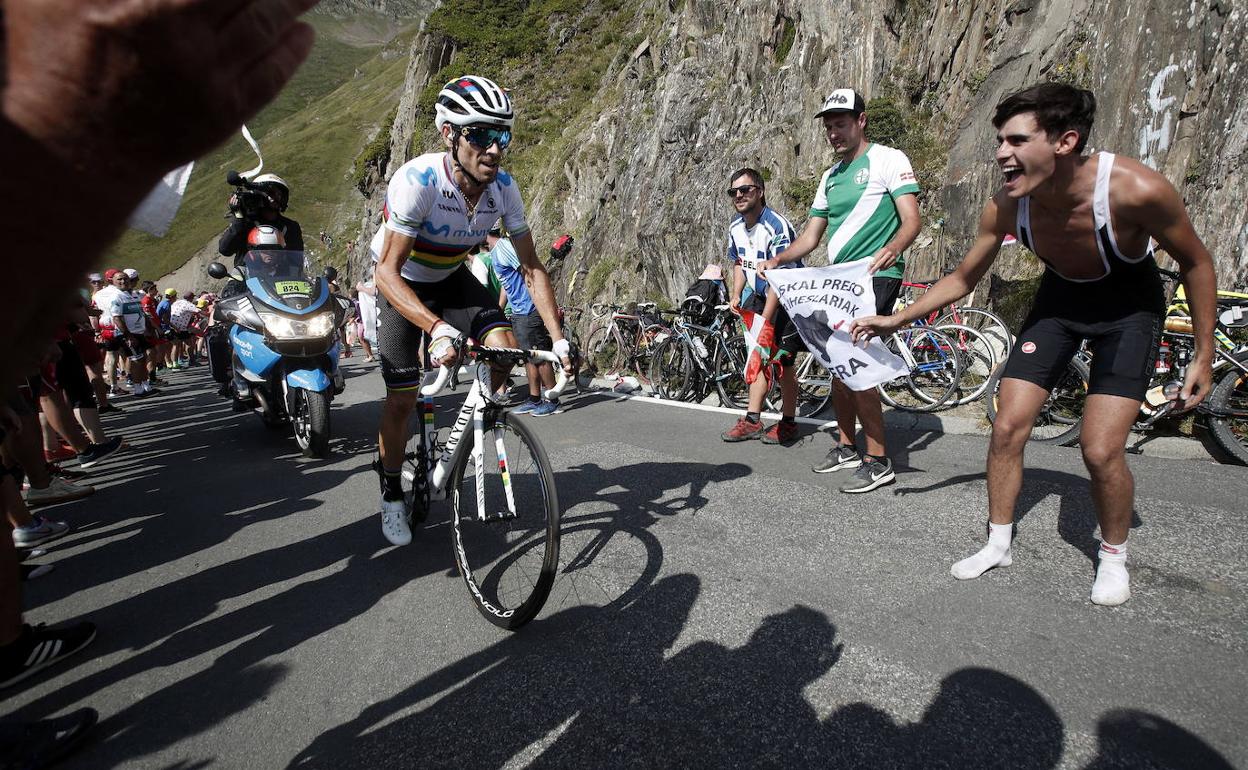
895;470;1143;564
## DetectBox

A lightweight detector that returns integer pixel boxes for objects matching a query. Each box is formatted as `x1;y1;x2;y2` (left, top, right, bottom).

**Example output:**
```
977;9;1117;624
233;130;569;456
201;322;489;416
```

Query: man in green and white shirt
759;88;921;493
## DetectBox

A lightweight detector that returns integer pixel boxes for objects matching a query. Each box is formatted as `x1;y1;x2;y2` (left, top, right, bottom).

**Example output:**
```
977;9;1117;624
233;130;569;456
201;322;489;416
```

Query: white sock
1090;539;1130;606
951;521;1014;580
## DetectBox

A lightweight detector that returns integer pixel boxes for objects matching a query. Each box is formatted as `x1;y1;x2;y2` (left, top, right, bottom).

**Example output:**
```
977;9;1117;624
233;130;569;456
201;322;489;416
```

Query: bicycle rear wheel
878;327;962;411
649;337;694;401
713;335;751;409
984;358;1088;445
935;323;998;405
449;410;560;630
935;307;1013;360
583;326;623;380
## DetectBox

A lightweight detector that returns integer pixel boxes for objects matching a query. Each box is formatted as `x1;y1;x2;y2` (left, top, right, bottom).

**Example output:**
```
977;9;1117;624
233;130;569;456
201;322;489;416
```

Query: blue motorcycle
208;250;349;457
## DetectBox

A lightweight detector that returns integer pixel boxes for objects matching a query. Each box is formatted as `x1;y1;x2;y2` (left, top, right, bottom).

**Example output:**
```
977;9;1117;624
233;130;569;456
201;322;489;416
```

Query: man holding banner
720;168;805;445
759;89;921;493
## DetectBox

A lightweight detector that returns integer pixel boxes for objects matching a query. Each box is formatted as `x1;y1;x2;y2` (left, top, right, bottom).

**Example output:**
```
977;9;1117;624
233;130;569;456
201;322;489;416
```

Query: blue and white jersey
369;152;530;282
726;207;800;298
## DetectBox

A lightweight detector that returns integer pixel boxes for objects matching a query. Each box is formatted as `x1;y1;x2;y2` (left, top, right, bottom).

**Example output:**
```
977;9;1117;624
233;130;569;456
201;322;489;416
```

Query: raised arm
851;196;1007;342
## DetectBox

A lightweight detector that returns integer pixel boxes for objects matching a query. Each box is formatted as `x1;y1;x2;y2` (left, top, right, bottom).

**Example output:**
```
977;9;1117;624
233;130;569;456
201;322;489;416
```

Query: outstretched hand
849;314;902;345
3;0;319;186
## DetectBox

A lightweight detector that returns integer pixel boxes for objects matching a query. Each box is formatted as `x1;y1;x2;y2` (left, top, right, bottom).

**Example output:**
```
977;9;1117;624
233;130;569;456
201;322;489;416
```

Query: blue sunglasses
459;125;512;151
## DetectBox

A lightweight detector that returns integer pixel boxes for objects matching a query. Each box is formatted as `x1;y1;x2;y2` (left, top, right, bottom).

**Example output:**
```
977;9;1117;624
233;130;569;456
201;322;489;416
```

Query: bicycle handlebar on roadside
421;345;570;400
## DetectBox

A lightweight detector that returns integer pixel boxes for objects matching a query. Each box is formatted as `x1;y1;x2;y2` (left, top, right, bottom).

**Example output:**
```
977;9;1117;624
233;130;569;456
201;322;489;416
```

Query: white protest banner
767;260;907;391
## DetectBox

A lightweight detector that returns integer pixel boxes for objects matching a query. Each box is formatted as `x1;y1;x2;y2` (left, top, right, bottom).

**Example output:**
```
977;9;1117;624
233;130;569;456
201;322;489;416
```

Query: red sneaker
43;445;76;463
721;417;765;442
762;420;800;445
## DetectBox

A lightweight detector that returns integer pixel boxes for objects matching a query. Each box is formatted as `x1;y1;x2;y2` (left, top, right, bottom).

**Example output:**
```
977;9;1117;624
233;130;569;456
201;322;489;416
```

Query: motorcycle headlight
259;311;336;340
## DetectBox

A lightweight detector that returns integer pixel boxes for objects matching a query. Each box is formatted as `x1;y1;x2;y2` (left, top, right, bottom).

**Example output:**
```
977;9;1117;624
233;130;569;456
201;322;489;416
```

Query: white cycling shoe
380;497;412;546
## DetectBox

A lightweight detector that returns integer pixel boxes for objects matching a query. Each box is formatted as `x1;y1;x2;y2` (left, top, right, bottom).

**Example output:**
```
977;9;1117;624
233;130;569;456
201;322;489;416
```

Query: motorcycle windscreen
242;249;326;313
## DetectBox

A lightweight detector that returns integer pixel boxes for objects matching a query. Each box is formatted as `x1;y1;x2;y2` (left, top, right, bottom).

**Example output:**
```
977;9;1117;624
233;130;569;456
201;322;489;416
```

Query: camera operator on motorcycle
371;75;573;547
218;173;304;298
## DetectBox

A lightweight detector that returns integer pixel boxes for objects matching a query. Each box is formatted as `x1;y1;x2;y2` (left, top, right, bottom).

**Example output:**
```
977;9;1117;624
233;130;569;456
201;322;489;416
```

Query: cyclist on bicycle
757;89;922;493
850;83;1217;605
371;75;572;546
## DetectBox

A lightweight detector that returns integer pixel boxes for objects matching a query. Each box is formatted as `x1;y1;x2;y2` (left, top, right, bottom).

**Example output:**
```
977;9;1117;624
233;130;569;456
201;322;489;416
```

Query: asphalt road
6;359;1247;769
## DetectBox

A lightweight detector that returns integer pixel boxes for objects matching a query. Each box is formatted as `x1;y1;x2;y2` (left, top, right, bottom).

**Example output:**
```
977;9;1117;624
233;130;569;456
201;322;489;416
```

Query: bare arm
729;263;746;311
868;193;921;274
1127;169;1217;407
514;232;565;344
851;197;1006;341
374;229;440;332
765;217;828;270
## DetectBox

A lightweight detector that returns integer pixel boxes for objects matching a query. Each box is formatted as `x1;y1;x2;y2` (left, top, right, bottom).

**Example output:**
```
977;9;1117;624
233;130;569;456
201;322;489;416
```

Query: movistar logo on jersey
407;167;438;187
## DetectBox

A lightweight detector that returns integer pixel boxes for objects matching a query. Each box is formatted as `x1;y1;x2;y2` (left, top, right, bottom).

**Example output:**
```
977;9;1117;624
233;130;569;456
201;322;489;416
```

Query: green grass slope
110;15;416;278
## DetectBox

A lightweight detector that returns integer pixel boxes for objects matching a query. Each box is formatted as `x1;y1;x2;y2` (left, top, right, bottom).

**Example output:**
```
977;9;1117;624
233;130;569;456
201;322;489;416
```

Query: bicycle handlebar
421;345;570;400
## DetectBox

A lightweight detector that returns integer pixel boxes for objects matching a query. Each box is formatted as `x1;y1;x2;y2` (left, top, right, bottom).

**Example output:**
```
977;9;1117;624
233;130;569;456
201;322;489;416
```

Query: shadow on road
894;470;1143;565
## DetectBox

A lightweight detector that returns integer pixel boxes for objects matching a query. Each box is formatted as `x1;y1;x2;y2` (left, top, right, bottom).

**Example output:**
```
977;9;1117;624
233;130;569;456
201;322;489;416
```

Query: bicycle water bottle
693;337;708;359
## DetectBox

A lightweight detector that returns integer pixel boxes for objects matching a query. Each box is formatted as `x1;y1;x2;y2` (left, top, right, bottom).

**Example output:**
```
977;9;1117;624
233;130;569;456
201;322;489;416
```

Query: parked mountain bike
402;342;569;629
984;268;1248;462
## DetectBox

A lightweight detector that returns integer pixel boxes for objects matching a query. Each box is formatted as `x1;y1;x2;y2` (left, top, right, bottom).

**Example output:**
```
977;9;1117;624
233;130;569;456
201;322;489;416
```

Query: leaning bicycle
403;343;569;629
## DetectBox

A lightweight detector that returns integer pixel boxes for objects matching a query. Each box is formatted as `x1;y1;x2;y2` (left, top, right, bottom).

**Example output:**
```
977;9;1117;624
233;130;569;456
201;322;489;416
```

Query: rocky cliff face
351;0;1248;314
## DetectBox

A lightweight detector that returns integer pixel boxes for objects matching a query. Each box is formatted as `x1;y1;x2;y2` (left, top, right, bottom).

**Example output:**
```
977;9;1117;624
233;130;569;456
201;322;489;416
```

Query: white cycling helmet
252;173;290;211
434;76;514;132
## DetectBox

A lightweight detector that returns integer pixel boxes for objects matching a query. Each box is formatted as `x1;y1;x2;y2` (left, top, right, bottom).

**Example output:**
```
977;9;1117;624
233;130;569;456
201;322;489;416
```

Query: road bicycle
984;268;1248;462
402;342;569;629
876;325;964;411
896;277;1015;361
583;302;666;383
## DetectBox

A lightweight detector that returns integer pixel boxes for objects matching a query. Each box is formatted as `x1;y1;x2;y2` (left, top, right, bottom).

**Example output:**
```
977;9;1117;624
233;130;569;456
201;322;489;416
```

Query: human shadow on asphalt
1084;710;1235;769
895;470;1143;564
287;574;1076;769
14;517;441;767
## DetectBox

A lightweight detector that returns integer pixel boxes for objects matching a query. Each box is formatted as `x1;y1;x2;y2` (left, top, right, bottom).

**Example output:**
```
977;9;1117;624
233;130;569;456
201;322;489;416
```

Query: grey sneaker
813;443;862;474
23;477;95;507
12;517;70;549
839;456;895;494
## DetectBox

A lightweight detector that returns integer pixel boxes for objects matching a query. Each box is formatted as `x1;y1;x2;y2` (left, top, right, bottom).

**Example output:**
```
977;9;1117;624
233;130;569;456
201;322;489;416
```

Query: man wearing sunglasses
757;89;921;494
369;75;573;547
721;168;805;445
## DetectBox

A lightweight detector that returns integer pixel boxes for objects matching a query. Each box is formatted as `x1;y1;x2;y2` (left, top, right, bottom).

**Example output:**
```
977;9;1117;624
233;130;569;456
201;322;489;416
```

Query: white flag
767;261;908;391
127;162;194;237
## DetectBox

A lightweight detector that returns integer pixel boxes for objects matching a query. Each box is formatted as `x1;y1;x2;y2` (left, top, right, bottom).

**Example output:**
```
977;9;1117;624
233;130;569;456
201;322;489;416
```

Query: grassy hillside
110;14;416;279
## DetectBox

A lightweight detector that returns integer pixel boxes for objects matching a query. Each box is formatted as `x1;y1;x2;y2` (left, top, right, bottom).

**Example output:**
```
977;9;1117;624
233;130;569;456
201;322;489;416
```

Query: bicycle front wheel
791;352;833;417
713;334;751;409
449;410;560;630
879;327;962;411
935;323;998;406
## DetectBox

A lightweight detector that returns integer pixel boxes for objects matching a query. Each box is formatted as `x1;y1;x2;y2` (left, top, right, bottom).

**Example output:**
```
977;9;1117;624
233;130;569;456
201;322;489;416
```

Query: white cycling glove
552;338;571;361
428;321;461;365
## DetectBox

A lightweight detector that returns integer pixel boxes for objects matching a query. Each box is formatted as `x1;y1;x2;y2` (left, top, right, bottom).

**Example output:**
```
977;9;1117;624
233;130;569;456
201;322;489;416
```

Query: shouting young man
851;83;1217;605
